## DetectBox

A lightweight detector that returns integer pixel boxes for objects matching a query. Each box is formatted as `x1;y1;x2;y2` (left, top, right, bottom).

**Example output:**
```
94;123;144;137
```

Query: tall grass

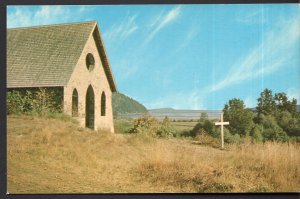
7;115;300;193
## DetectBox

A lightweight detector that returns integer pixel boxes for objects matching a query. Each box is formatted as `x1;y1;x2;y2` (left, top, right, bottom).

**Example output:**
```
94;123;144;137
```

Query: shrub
7;88;63;115
7;90;30;114
128;115;159;135
195;130;219;147
223;128;241;144
251;124;264;143
156;117;176;138
260;114;289;142
128;115;176;138
191;119;218;138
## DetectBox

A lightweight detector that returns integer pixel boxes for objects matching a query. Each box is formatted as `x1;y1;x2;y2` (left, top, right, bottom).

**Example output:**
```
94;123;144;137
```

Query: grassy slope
7;115;300;193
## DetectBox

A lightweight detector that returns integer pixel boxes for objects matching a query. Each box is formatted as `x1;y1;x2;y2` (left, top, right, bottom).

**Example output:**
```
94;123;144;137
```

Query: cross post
214;113;229;149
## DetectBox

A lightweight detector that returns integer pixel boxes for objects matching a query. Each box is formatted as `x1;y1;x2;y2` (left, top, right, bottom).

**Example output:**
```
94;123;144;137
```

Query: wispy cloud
145;89;207;110
103;14;138;42
7;6;90;28
143;6;182;46
209;13;300;92
175;27;198;53
236;7;266;25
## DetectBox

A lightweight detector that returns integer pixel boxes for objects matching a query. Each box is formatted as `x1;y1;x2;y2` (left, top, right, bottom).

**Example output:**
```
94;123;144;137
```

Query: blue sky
7;4;300;110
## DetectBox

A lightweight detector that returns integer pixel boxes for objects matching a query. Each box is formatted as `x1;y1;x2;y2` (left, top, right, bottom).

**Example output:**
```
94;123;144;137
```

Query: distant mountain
148;108;176;112
112;92;148;117
297;105;300;112
148;108;222;120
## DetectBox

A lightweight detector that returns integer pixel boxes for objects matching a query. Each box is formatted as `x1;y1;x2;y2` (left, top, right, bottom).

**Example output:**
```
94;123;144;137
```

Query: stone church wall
63;32;114;133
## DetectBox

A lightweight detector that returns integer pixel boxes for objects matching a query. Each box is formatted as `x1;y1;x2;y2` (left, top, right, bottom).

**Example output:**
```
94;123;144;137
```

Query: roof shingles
7;21;116;91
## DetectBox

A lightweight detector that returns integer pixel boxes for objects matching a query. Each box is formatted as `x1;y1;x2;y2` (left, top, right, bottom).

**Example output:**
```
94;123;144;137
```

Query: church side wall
63;33;114;133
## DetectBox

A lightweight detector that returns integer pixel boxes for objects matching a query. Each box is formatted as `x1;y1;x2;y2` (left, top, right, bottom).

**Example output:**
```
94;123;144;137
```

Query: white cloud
287;87;300;103
7;6;90;28
103;14;138;42
210;13;300;92
143;6;181;46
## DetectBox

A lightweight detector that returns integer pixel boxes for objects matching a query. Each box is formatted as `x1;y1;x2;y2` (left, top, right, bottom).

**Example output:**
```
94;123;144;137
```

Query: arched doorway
85;85;95;129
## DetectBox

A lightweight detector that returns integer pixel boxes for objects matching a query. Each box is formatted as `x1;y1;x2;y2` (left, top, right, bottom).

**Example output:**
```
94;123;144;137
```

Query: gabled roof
7;21;117;92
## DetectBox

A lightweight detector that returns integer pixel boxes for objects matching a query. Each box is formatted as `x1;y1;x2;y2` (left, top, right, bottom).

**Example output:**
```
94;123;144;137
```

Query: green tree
223;98;254;136
257;88;276;116
274;92;297;116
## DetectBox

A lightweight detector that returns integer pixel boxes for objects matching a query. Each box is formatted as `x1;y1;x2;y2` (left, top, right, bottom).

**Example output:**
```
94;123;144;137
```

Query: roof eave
92;24;117;92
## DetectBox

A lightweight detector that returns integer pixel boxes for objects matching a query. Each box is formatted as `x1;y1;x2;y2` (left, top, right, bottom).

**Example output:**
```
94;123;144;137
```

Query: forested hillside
112;92;148;116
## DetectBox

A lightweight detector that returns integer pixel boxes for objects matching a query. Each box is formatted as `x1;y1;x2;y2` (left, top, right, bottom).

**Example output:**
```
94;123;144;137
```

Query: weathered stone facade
64;33;114;132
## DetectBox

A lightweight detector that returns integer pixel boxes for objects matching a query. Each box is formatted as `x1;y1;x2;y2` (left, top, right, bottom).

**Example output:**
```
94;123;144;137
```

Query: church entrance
85;85;95;129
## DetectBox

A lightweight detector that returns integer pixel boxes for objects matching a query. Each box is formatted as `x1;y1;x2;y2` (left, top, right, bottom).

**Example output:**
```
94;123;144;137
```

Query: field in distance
7;115;300;193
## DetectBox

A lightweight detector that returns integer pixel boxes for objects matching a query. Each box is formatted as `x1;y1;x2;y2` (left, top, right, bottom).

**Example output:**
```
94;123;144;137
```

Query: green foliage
220;88;300;143
7;90;31;114
223;128;241;144
223;98;254;136
251;124;264;143
112;92;148;117
259;114;289;142
128;115;175;138
190;118;218;138
156;117;176;138
274;92;297;116
257;88;276;116
7;88;63;115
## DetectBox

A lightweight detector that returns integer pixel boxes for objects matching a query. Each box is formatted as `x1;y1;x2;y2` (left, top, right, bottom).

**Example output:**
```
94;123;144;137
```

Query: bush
224;128;241;144
195;130;219;147
156;117;176;138
7;88;62;115
251;124;264;143
128;115;175;138
190;119;218;138
259;114;289;142
7;90;31;114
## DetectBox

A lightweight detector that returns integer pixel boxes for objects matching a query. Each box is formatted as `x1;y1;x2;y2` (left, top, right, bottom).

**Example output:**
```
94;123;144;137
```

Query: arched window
101;92;106;116
72;88;78;117
86;85;95;129
86;53;95;71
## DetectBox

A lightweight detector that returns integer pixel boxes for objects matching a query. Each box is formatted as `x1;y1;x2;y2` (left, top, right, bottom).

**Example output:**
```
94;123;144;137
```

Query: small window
86;53;95;71
72;88;78;117
101;92;106;116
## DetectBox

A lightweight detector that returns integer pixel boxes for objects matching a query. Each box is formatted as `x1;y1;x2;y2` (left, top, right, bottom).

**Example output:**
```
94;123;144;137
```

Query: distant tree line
190;88;300;143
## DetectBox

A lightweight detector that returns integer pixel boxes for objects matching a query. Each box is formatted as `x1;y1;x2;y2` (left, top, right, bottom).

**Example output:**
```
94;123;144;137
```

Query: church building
7;21;117;132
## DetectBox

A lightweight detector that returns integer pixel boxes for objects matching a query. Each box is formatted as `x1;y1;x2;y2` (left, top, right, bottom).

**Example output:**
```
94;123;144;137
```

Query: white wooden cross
214;113;229;149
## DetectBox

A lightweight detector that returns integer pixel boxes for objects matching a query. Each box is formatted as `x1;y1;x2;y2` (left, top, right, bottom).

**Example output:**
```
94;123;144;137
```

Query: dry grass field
7;115;300;193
